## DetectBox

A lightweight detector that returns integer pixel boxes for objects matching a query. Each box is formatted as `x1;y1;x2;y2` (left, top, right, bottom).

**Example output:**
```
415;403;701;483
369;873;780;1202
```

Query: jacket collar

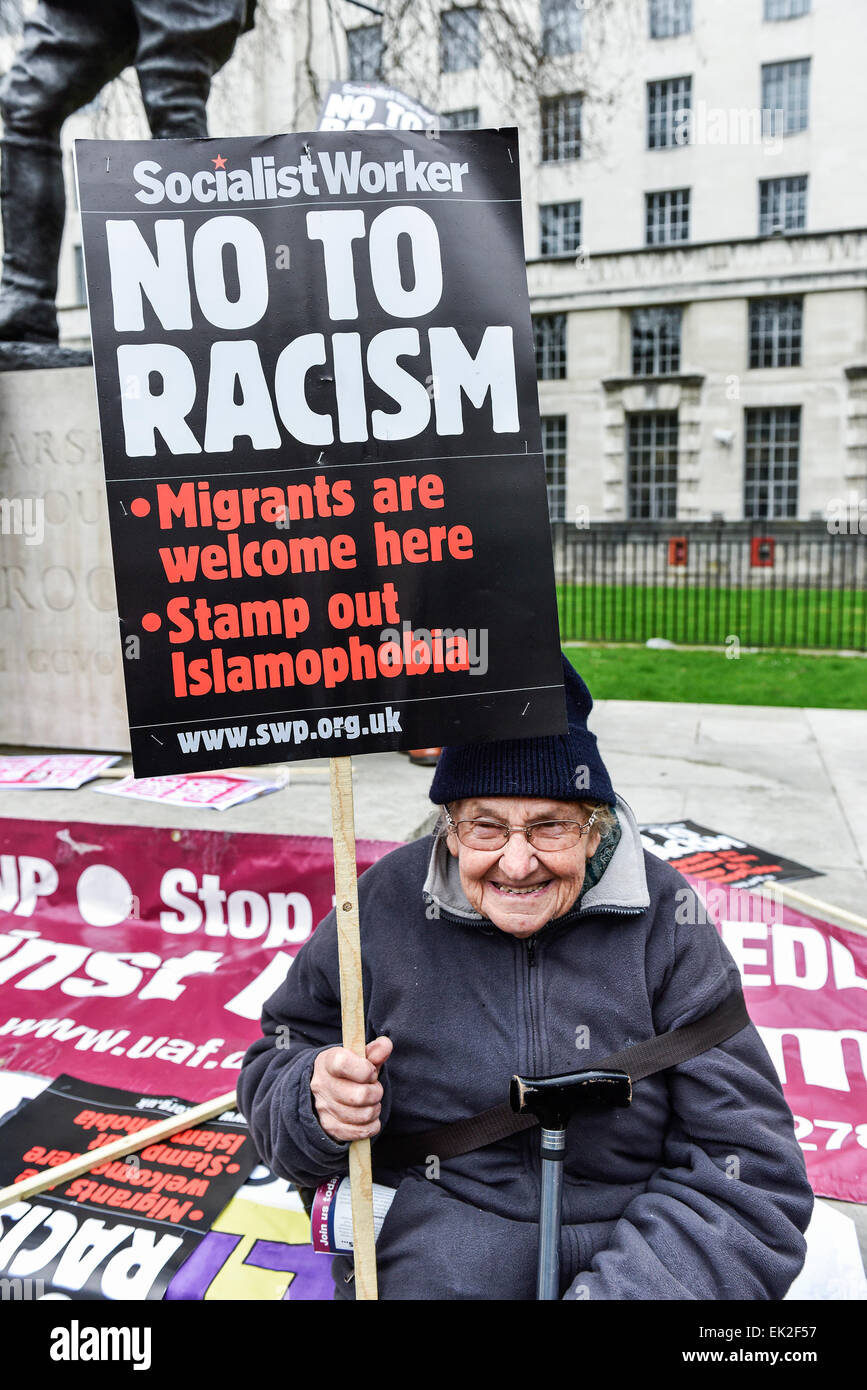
422;793;650;927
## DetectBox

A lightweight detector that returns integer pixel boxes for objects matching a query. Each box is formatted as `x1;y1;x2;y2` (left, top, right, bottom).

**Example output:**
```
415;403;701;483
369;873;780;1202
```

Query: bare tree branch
47;0;634;159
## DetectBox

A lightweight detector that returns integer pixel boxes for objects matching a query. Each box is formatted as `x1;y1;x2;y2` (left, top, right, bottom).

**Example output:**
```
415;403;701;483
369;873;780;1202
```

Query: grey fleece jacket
237;796;813;1301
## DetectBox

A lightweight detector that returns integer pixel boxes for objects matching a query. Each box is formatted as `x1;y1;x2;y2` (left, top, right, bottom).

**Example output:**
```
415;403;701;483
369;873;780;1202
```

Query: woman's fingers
365;1036;393;1069
320;1117;381;1142
327;1046;379;1083
312;1045;389;1134
327;1076;383;1108
321;1098;382;1126
311;1043;391;1141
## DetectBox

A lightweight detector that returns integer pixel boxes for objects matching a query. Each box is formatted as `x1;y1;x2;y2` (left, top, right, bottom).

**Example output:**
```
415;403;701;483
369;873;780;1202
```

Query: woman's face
445;796;602;938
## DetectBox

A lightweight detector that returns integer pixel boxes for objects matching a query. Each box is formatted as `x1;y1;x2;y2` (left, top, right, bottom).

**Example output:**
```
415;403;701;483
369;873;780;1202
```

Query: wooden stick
96;765;346;780
756;880;867;935
0;1089;237;1213
329;756;378;1301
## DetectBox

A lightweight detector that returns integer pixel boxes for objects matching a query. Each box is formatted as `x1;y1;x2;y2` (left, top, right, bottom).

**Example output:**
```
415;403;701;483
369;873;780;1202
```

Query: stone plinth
0;366;129;750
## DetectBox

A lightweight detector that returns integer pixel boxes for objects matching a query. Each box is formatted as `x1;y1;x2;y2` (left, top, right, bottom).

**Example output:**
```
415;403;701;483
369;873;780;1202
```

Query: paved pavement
590;700;867;926
1;695;866;1275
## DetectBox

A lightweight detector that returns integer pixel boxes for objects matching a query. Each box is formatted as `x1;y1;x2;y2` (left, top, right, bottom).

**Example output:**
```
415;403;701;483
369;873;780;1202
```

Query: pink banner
0;819;398;1099
690;880;867;1203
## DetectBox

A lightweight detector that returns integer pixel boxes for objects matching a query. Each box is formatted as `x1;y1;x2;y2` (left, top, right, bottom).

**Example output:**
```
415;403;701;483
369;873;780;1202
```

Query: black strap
373;989;750;1170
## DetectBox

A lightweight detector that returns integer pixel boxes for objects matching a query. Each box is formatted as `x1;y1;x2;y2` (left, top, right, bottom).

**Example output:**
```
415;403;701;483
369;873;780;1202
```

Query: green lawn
557;584;867;651
564;644;867;708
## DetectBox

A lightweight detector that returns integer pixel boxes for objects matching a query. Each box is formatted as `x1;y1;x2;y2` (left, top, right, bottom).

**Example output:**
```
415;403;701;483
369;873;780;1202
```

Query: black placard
75;129;566;775
0;1075;256;1300
639;819;822;889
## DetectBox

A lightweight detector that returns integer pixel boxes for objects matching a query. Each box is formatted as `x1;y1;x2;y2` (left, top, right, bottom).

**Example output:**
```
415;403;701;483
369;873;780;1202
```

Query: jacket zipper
526;936;537;1075
575;905;645;919
523;936;542;1196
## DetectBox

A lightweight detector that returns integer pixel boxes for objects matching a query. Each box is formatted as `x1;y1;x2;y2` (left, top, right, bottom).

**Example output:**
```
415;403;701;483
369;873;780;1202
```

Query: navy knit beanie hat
429;654;616;807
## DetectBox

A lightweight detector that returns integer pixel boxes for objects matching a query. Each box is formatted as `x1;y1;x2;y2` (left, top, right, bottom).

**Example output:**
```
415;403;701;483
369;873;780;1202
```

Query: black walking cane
510;1068;632;1300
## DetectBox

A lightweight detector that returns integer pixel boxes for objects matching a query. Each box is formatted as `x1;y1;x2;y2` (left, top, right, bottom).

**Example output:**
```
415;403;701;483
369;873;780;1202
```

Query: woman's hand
311;1035;393;1142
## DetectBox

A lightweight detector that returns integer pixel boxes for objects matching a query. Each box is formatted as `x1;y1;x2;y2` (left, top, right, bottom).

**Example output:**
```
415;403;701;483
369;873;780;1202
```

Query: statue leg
0;129;65;342
133;0;248;138
0;3;136;342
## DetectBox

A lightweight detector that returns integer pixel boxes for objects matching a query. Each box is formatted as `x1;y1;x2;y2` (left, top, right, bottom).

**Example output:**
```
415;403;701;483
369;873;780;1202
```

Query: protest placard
95;770;287;810
0;1075;256;1299
317;81;438;133
640;819;821;890
0;755;121;790
74;128;565;779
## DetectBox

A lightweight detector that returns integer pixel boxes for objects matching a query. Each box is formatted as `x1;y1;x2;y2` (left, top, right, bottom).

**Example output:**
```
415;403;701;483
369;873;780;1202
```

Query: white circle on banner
76;864;134;926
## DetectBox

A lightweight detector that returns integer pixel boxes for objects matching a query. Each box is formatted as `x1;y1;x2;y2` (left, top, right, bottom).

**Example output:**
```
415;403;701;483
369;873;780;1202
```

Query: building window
649;0;692;38
442;107;479;129
541;0;583;56
440;7;480;72
759;175;807;234
540;94;582;162
542;416;567;521
749;297;803;368
347;24;384;81
744;407;800;518
534;314;567;380
627;413;678;519
764;0;810;19
762;58;810;135
73;245;87;306
539;201;582;256
647;76;691;149
645;188;690;245
632;306;682;376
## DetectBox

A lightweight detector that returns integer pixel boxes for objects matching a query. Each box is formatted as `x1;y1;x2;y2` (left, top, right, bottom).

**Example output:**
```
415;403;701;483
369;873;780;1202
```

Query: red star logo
211;154;227;170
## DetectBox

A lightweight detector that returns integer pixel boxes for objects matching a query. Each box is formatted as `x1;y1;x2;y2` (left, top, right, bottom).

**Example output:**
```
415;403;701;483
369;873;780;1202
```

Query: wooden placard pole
757;879;867;935
0;1089;237;1213
329;755;378;1300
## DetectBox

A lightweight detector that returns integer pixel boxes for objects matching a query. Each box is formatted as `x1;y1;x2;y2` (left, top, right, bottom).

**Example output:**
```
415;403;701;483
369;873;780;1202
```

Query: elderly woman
237;657;813;1300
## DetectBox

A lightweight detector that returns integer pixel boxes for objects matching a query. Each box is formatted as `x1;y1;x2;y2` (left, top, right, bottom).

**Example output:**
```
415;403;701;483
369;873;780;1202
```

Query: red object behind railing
751;536;775;567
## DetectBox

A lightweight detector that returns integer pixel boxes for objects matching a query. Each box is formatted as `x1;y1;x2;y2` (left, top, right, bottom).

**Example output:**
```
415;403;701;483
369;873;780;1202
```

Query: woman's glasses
444;807;598;852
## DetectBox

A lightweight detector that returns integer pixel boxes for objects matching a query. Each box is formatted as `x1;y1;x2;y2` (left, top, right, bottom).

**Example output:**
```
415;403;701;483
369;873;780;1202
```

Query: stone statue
0;0;256;363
